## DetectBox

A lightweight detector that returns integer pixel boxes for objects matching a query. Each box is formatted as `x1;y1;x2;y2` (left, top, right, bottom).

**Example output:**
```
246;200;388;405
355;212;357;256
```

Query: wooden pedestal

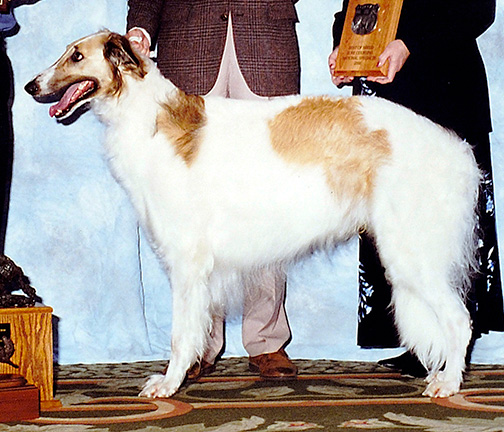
0;374;39;422
0;306;59;409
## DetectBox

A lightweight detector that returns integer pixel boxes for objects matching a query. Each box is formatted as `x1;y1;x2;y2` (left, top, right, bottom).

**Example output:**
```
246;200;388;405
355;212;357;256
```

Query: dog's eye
71;51;84;62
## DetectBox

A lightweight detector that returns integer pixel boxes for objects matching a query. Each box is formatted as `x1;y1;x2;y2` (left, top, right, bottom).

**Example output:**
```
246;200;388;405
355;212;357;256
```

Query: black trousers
0;37;14;254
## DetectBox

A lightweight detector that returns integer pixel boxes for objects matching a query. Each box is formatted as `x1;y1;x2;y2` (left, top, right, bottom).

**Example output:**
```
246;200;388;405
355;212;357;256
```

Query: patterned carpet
2;359;504;431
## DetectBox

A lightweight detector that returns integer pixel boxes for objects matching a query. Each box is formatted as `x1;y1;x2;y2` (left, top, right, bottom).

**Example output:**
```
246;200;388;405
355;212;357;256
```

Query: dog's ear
104;33;147;78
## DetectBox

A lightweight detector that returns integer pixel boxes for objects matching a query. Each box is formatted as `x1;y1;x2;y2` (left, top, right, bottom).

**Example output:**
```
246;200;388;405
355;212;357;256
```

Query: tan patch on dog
269;96;390;198
156;90;207;165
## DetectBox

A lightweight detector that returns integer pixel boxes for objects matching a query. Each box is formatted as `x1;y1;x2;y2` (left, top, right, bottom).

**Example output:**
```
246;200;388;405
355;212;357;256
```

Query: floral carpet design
2;359;504;431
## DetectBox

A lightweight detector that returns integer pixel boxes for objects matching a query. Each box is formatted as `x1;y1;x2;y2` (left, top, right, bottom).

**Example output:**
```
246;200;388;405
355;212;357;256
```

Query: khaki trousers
203;15;290;360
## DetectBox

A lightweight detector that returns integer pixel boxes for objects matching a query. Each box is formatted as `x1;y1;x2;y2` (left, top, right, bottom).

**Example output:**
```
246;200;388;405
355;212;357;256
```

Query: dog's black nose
24;80;39;96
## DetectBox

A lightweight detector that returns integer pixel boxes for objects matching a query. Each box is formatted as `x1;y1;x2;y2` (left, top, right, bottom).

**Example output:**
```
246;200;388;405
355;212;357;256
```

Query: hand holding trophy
333;0;404;78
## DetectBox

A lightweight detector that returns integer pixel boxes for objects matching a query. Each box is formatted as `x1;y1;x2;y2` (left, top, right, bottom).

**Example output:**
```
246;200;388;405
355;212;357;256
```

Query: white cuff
129;26;152;46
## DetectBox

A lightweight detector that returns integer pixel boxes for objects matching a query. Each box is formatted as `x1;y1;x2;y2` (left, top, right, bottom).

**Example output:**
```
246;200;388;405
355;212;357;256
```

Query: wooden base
41;399;63;410
0;306;57;405
0;374;39;422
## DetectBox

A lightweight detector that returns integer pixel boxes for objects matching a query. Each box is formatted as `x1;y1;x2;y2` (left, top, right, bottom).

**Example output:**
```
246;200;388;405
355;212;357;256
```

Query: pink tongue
49;81;93;117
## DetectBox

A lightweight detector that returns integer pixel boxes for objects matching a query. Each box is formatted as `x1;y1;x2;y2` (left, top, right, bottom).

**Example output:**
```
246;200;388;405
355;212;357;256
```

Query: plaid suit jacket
127;0;300;96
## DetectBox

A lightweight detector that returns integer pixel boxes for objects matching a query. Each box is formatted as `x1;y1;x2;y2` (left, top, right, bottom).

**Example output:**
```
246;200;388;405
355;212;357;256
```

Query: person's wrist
128;27;151;46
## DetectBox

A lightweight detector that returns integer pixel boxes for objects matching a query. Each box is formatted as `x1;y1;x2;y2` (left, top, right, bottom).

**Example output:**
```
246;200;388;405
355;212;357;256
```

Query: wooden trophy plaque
0;0;10;14
334;0;403;77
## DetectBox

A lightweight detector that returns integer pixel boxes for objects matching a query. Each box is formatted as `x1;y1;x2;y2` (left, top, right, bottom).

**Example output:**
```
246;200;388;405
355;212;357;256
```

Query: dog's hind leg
391;282;471;397
375;221;473;397
370;156;478;397
373;213;474;397
140;253;214;398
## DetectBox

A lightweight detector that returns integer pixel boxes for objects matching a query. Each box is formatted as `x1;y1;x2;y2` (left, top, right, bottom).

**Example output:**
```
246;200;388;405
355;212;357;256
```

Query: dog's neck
94;62;177;128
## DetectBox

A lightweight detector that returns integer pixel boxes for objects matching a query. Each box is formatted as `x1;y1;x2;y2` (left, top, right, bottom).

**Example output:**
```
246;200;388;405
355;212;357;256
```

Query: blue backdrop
5;0;504;365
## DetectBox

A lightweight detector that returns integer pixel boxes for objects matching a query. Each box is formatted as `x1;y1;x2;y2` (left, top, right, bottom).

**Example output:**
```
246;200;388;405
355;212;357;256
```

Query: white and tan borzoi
25;31;481;399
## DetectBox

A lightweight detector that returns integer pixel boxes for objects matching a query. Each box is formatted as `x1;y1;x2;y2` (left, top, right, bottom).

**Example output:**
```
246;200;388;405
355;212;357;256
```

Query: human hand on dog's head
126;28;151;56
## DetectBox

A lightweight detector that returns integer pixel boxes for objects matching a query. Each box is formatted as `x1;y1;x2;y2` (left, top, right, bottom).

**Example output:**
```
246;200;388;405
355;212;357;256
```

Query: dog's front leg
140;260;213;398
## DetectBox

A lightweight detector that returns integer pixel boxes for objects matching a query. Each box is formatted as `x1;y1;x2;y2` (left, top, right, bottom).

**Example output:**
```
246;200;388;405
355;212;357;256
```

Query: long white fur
27;31;481;399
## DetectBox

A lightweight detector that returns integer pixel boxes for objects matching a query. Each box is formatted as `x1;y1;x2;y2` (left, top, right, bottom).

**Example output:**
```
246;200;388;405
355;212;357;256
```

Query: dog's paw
422;372;461;398
139;374;179;398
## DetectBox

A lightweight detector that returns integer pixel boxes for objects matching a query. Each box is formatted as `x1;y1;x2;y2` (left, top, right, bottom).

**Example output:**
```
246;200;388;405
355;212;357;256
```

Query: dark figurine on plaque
0;255;40;308
351;4;380;35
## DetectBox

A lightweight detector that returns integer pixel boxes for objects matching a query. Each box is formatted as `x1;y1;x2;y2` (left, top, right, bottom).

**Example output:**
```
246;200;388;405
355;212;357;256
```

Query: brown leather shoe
186;359;215;381
249;349;297;380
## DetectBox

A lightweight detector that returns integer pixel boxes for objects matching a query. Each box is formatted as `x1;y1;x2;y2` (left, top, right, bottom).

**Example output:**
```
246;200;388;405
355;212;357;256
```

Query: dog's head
25;30;148;120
